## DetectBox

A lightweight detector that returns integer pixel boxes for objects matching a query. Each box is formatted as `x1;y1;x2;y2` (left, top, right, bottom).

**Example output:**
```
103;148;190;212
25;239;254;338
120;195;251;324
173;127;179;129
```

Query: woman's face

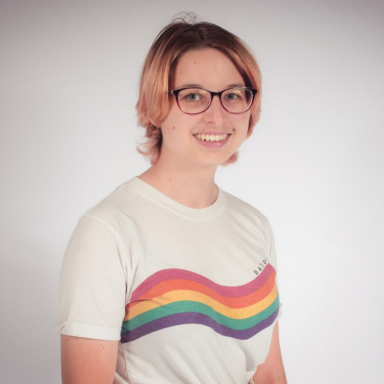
158;48;251;169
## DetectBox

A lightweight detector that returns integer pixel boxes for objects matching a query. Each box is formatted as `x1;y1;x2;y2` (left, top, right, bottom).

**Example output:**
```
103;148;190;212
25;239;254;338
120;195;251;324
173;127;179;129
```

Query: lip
193;132;231;148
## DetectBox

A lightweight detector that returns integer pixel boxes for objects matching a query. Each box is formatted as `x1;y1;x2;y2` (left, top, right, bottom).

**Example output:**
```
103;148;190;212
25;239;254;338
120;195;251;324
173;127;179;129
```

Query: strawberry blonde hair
136;14;262;165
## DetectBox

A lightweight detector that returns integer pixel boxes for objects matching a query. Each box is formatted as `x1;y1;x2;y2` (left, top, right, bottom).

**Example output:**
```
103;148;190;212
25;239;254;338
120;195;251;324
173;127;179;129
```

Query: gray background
1;0;383;383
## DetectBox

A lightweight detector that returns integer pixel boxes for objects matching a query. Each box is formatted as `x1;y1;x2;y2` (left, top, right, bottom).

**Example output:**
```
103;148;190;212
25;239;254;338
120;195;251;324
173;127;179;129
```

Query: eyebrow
175;83;245;90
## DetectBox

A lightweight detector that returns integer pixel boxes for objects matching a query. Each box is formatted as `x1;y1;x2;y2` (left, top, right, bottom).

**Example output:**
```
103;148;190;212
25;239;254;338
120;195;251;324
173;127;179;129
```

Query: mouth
193;133;231;142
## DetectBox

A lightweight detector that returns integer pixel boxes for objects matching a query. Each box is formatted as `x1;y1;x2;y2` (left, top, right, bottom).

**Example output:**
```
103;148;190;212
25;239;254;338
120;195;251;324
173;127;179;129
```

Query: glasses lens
177;88;210;114
222;88;253;113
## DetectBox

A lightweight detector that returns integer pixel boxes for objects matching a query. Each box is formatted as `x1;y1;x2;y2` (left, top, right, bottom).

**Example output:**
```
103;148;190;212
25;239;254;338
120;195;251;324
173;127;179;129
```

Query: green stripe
122;295;279;332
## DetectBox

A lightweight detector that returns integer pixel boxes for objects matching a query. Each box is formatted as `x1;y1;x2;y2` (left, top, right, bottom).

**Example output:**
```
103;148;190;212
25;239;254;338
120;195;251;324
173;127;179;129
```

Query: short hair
136;15;262;165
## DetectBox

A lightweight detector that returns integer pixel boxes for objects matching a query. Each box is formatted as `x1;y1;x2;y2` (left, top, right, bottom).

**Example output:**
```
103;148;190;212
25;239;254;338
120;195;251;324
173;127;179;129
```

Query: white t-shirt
57;177;280;384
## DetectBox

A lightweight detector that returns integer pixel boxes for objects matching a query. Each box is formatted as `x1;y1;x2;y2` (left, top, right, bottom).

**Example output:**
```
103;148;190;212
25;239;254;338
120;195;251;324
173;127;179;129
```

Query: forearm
252;322;287;384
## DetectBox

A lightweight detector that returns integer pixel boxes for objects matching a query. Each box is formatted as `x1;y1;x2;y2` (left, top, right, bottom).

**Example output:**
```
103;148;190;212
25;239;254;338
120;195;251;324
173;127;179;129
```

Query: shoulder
222;189;272;233
63;180;141;274
79;178;140;232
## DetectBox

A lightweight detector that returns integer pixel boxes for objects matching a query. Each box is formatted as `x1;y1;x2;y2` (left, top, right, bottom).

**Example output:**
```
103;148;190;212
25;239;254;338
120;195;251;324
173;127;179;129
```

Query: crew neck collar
123;177;227;222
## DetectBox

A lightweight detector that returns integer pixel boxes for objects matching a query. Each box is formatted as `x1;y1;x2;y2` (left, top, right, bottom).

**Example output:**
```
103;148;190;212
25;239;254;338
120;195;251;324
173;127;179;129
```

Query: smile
193;133;230;142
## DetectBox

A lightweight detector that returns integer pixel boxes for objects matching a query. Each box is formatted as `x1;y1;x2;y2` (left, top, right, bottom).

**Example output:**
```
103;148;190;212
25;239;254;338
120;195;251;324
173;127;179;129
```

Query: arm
252;321;287;384
58;217;126;383
61;335;118;384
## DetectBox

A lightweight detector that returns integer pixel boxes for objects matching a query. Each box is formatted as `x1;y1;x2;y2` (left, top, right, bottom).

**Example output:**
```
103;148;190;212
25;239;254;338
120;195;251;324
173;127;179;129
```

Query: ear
149;116;161;130
149;119;160;132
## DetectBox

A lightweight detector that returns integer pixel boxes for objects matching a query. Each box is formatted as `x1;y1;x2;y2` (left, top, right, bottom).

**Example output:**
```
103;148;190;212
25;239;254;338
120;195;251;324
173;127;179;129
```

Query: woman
57;16;287;384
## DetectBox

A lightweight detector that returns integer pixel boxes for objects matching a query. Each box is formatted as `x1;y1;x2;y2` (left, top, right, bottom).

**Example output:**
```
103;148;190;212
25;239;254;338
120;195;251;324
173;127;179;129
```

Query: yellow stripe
126;285;278;321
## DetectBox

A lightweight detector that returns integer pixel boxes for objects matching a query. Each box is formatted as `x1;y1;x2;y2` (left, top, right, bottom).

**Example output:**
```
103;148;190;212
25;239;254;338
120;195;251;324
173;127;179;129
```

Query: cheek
160;120;189;148
164;125;177;131
233;115;250;136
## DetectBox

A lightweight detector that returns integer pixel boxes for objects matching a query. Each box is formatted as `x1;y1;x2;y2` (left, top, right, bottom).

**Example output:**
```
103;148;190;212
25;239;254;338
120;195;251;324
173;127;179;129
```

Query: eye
224;89;243;102
226;93;238;100
185;93;200;101
178;89;208;103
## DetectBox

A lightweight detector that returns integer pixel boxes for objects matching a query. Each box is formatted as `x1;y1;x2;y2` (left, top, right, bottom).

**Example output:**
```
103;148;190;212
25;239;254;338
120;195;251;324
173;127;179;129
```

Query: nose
202;95;226;126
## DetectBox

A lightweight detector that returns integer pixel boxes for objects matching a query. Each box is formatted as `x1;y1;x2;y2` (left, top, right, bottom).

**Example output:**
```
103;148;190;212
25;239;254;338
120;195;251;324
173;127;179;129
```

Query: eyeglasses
169;86;257;115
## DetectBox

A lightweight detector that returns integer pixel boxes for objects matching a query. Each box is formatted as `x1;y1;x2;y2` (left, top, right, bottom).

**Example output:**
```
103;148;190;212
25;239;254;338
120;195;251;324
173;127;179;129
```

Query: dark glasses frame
169;87;258;115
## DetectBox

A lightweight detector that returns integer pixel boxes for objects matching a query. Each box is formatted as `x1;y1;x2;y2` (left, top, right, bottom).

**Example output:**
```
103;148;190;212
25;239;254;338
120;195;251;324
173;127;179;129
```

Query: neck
138;156;219;209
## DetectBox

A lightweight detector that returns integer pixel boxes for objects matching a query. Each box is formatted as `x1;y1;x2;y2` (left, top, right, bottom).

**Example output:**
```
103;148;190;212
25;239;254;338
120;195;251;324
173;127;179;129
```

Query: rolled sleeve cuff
57;321;121;341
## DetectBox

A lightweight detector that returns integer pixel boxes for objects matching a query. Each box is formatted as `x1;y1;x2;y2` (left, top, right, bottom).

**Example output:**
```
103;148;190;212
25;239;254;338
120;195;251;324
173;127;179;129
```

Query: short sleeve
56;215;127;340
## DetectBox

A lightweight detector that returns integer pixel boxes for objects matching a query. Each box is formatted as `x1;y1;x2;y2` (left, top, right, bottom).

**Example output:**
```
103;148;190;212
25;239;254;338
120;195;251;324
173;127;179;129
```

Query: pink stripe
131;263;274;302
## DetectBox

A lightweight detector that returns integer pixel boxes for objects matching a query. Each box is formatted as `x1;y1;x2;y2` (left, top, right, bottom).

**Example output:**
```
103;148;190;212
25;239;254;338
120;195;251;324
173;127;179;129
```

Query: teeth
195;134;229;142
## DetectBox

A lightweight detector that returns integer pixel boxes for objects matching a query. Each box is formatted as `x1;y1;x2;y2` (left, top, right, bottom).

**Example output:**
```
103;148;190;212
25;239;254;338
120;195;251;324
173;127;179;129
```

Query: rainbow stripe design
120;264;279;343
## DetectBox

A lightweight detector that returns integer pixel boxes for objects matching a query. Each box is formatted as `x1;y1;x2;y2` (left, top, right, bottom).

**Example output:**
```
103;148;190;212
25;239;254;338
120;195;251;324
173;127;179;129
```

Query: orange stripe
125;285;279;321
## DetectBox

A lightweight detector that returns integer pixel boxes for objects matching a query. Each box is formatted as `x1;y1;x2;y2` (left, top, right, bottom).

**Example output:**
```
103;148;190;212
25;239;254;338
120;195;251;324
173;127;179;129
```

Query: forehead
172;48;244;90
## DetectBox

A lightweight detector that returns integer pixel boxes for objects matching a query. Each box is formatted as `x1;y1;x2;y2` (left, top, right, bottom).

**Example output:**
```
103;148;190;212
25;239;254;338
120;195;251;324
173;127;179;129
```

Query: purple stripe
121;308;279;343
131;264;274;302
